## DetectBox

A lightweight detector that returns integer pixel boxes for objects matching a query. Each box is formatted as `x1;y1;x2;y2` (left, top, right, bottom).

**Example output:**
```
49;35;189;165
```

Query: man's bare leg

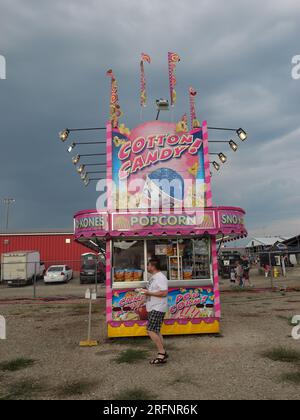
148;331;165;356
158;333;165;350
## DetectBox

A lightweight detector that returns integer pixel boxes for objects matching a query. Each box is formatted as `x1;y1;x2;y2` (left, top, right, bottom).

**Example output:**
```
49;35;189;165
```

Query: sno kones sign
110;121;206;210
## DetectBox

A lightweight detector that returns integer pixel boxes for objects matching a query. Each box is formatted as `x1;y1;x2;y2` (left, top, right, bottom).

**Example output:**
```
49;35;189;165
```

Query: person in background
264;264;270;278
140;259;169;365
242;257;252;287
236;261;244;287
230;267;236;284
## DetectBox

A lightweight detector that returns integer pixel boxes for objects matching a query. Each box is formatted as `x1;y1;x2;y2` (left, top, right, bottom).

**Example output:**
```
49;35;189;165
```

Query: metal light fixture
80;171;87;180
212;161;220;171
72;155;80;165
83;177;90;187
59;129;70;142
218;153;227;163
77;165;85;174
237;128;247;141
229;140;238;151
155;99;170;120
67;142;76;153
156;99;169;111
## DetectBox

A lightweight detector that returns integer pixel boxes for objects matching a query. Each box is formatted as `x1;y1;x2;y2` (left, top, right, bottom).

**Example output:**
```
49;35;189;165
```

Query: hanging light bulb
212;161;220;171
218;153;227;163
77;165;85;174
229;140;238;151
72;155;80;165
67;142;76;153
237;128;247;141
59;129;70;142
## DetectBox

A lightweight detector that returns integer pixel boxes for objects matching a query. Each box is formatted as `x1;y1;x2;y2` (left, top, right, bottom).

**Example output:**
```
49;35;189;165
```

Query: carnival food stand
74;119;248;337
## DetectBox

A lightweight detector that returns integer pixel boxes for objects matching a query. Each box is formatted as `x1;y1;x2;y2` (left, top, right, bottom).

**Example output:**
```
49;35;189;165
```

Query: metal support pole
87;295;92;342
95;259;98;296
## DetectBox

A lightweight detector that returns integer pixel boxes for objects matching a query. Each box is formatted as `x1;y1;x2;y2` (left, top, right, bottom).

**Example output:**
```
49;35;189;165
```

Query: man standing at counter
141;259;169;365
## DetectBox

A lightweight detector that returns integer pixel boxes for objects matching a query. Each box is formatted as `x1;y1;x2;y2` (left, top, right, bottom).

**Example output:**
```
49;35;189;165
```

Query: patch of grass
0;358;36;372
115;349;149;364
56;379;98;397
114;387;155;400
0;379;46;400
261;347;300;363
280;371;300;384
169;374;195;386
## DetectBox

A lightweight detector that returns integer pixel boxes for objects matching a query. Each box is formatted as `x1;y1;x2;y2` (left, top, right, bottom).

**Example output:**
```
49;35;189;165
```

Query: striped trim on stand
106;121;113;210
106;240;112;322
211;237;221;319
202;121;212;207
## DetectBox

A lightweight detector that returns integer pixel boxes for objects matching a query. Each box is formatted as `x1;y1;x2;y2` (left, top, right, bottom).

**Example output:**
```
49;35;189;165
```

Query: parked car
44;265;73;284
80;261;105;284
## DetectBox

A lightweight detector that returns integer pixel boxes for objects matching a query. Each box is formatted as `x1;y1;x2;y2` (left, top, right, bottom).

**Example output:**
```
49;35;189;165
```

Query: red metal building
0;232;91;270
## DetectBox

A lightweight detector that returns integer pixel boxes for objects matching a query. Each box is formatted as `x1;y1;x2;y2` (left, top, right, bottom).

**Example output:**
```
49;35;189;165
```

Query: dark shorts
147;310;165;334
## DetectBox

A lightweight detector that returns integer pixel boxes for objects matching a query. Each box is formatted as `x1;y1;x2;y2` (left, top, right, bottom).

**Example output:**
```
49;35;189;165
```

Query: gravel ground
0;271;300;400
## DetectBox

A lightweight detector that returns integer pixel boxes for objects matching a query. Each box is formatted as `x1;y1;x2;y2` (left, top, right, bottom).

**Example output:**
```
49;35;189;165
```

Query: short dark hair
148;259;161;271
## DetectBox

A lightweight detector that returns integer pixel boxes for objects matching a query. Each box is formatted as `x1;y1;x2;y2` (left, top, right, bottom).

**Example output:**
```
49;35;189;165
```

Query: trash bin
274;267;280;278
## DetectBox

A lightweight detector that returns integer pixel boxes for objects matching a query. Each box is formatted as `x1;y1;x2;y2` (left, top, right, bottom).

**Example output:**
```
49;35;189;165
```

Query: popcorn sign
112;291;147;322
166;288;215;320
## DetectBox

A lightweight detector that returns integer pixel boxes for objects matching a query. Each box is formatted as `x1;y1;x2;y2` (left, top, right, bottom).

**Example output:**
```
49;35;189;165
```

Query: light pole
2;198;15;232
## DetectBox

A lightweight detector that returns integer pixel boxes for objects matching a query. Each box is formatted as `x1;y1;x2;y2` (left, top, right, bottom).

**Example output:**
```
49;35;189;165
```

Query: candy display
114;269;143;283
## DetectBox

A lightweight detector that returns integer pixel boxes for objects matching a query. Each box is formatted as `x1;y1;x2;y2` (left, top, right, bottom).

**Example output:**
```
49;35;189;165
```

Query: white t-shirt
146;271;169;313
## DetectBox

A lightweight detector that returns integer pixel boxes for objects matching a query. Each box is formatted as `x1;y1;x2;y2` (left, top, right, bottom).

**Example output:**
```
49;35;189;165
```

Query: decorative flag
168;52;181;106
106;69;123;128
140;53;151;107
176;113;188;133
189;87;201;129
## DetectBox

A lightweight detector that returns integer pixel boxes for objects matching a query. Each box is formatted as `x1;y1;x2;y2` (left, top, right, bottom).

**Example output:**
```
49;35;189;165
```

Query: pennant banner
140;53;151;108
106;69;123;128
168;52;180;106
189;87;201;129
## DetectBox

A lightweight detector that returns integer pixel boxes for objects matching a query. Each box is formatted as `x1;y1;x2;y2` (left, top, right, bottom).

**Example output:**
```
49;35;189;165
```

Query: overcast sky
0;0;300;240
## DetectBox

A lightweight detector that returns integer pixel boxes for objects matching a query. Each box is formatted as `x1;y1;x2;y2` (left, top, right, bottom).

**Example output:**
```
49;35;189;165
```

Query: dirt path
0;288;300;400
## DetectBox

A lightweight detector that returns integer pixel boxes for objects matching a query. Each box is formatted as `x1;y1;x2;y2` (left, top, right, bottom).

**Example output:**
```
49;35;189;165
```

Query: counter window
112;237;211;287
180;238;210;280
113;240;145;283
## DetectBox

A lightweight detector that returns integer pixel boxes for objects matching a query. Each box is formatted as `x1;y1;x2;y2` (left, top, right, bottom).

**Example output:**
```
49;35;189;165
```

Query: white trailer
1;251;41;287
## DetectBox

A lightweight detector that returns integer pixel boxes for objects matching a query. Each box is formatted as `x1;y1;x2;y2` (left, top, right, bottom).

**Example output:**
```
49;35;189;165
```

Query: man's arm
144;290;168;298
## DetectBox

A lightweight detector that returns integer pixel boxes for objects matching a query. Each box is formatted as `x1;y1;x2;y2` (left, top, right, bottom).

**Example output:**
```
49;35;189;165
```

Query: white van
1;251;44;287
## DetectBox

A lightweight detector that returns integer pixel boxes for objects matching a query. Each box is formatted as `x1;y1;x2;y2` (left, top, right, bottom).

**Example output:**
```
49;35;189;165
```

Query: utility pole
2;198;15;232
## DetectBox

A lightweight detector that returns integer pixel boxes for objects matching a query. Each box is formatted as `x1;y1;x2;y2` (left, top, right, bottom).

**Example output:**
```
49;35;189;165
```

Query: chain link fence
1;251;300;299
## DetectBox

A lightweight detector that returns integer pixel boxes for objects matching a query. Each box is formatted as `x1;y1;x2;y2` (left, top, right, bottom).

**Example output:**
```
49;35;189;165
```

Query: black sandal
150;353;168;365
